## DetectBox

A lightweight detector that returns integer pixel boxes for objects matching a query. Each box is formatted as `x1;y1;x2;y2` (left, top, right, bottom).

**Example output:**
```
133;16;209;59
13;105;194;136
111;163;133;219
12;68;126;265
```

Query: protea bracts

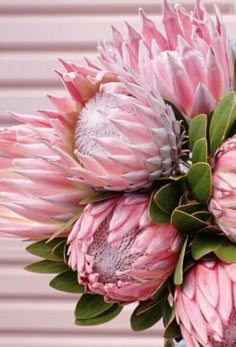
61;62;182;191
68;194;182;303
99;0;234;118
175;260;236;347
209;135;236;242
0;124;92;239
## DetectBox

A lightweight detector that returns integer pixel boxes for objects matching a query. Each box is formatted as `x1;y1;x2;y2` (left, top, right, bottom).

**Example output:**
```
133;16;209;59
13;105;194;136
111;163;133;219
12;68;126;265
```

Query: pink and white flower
68;194;182;303
0;103;92;239
99;0;234;118
59;61;182;191
0;20;183;238
209;135;236;242
175;260;236;347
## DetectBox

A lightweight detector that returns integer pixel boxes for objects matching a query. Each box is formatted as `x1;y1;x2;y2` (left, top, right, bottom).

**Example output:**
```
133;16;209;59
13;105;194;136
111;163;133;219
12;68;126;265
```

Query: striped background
0;1;236;346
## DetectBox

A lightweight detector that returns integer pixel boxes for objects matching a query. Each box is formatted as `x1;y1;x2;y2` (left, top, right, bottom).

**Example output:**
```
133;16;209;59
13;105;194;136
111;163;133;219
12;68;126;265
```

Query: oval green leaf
192;138;208;164
215;238;236;263
131;300;163;331
25;260;69;274
75;294;113;320
50;270;84;294
149;191;170;224
191;234;222;260
26;238;66;261
52;239;67;262
189;113;207;149
154;181;184;215
187;162;212;204
75;304;122;326
177;203;204;214
152;276;170;301
164;306;181;339
171;209;206;233
209;91;236;154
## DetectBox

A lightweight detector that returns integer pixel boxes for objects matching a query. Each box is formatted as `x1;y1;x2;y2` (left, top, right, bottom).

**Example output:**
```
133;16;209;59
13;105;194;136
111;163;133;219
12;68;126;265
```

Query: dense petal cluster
209;135;236;242
68;194;182;303
61;61;182;191
0;100;92;239
175;260;236;347
99;0;234;118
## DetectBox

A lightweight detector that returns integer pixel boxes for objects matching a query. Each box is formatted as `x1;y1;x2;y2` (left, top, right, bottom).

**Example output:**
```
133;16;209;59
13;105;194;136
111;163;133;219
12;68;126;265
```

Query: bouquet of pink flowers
1;1;236;346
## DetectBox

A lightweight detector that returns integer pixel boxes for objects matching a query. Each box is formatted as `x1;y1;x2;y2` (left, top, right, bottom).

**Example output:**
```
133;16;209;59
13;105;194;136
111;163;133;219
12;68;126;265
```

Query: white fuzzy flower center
74;92;123;156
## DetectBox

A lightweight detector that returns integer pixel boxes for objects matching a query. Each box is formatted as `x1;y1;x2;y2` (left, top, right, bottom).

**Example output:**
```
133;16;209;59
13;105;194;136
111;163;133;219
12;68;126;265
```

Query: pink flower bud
68;194;182;303
175;260;236;347
209;136;236;242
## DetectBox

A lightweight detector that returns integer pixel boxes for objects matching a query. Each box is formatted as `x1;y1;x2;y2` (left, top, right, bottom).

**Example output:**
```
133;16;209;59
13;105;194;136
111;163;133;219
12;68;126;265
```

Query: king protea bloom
175;260;236;347
59;60;182;191
209;136;236;242
68;194;182;303
99;0;234;118
0;115;92;239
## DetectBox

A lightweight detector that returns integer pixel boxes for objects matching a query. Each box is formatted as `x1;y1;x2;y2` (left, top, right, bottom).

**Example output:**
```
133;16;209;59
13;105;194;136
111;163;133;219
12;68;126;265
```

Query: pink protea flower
175;260;236;347
59;60;182;191
0;110;92;239
68;194;182;303
99;0;234;118
209;136;236;242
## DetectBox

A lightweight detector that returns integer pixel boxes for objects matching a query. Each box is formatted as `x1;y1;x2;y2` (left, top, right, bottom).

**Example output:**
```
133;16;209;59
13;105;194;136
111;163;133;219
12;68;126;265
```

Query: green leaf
164;318;182;339
75;304;122;326
25;260;69;274
26;238;66;261
133;298;161;315
152;276;170;301
174;237;189;285
131;299;163;331
154;181;184;215
50;270;84;294
177;203;204;214
149;191;170;224
192;138;208;164
75;294;113;320
209;91;236;154
81;191;120;205
189;113;207;149
164;306;181;339
215;238;236;263
198;226;220;235
187;162;212;204
192;211;211;221
161;299;173;327
191;234;222;260
52;239;67;262
171;209;206;233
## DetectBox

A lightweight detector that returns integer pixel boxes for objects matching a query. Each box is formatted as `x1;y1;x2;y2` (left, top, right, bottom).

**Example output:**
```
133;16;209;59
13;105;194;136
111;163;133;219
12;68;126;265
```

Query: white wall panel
0;1;236;346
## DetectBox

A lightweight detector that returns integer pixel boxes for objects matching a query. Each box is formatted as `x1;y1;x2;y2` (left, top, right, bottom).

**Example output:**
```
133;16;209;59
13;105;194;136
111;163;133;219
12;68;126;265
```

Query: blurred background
0;0;236;346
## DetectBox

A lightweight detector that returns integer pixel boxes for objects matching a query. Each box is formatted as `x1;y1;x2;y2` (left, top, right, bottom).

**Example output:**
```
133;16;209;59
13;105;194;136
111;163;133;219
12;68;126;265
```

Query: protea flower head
59;60;182;191
0;113;92;239
99;0;234;119
68;194;182;303
175;260;236;347
209;135;236;242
